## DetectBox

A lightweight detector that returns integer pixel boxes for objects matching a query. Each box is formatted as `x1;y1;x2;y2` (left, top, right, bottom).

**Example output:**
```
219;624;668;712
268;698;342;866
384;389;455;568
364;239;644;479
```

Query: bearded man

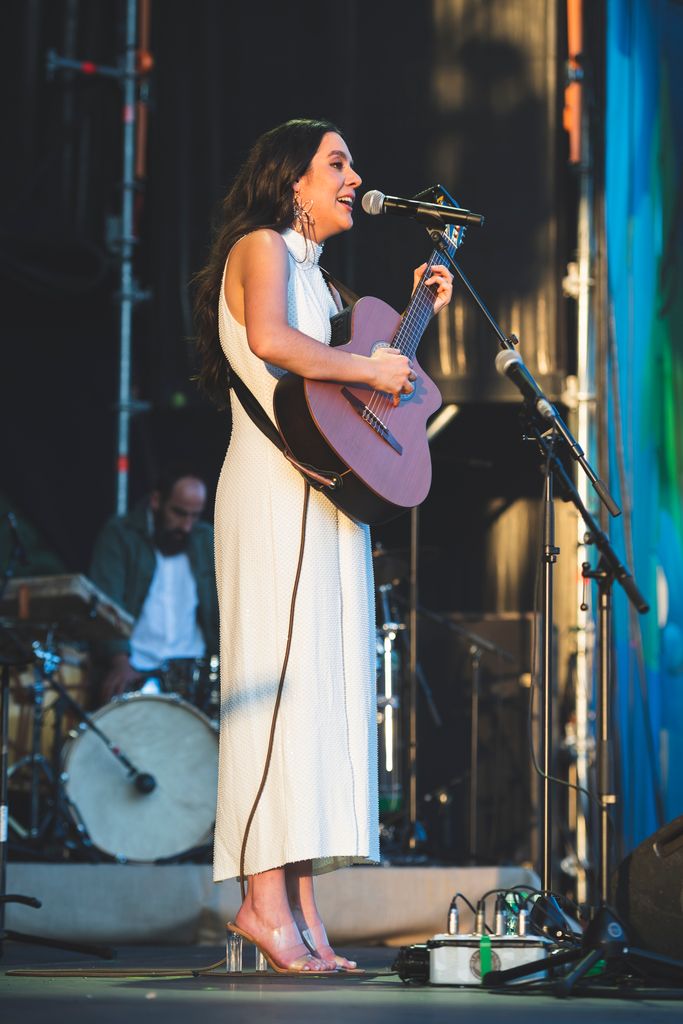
90;467;218;705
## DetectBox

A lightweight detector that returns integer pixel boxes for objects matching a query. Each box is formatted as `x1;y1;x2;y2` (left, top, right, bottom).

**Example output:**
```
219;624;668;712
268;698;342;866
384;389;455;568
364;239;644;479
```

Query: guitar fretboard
390;229;461;361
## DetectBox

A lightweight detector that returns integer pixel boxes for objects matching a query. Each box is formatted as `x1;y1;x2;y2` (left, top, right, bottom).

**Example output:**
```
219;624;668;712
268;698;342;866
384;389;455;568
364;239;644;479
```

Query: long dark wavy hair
193;118;341;407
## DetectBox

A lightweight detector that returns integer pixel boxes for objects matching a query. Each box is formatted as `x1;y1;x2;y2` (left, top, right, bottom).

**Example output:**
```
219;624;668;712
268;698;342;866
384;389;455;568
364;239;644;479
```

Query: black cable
451;892;477;916
525;430;608;809
527;647;603;810
238;480;311;902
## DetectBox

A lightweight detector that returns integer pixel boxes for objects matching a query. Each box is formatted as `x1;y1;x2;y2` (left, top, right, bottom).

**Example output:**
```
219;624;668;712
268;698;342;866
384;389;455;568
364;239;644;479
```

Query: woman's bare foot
285;861;358;971
235;869;332;973
297;917;358;972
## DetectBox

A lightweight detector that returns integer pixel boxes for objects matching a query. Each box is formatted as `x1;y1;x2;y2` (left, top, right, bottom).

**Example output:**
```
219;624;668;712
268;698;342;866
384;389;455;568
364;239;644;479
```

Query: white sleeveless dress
213;228;379;881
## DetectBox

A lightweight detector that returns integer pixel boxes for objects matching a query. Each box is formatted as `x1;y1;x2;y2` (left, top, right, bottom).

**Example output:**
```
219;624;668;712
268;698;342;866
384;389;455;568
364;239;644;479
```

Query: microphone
494;349;556;422
496;349;622;518
362;190;484;227
134;772;157;794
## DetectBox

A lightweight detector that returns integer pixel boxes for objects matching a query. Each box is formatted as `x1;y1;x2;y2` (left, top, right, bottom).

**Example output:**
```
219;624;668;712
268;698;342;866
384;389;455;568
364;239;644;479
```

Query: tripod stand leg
3;929;115;960
553;946;604;997
483;945;582;987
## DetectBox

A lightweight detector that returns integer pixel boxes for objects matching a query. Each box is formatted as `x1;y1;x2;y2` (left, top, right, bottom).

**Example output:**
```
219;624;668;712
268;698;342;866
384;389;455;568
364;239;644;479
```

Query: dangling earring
292;191;305;233
293;191;314;237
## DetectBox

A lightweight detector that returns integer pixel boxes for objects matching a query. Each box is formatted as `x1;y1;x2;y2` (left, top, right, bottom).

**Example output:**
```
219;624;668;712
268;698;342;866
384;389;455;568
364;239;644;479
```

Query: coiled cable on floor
238;480;311;902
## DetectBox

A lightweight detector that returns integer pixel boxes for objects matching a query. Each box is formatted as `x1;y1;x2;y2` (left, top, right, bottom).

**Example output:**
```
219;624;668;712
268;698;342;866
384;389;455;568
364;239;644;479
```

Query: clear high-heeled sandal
226;921;334;975
301;922;364;973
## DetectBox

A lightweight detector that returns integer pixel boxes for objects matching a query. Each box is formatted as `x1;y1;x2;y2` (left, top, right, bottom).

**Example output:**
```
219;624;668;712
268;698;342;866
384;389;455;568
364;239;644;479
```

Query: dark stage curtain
1;0;567;612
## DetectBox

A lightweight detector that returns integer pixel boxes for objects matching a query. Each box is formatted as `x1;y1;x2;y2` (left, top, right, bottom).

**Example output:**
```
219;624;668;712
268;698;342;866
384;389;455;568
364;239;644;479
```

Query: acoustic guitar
273;227;463;525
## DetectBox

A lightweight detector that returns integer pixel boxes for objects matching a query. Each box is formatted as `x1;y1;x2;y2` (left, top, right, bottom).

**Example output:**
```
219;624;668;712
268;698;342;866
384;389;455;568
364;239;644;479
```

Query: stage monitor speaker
612;815;683;960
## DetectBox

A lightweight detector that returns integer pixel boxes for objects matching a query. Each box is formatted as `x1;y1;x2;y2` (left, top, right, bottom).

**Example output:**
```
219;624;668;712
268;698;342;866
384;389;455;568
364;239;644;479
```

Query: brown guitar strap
229;370;342;493
320;266;359;308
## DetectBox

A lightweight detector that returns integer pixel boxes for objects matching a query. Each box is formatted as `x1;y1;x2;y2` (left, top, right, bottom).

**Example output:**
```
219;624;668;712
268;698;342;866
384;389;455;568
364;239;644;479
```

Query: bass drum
62;693;218;862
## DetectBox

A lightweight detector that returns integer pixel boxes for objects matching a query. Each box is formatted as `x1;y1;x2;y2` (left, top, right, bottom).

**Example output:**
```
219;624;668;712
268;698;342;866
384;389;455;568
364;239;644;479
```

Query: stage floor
3;942;683;1023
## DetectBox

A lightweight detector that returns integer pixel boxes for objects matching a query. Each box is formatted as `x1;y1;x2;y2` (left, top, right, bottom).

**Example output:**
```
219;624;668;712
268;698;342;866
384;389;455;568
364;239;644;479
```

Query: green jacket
89;500;219;660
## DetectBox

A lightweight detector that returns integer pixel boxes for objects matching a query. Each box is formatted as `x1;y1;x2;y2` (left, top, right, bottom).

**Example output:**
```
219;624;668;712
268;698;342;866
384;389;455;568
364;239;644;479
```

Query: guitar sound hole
370;341;415;404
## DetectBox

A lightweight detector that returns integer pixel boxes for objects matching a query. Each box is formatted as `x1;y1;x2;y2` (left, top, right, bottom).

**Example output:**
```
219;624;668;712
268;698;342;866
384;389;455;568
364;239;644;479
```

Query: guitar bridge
341;387;403;455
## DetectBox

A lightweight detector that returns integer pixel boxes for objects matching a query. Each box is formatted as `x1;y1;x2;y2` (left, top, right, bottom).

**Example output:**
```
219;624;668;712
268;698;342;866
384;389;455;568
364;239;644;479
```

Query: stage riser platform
6;863;538;946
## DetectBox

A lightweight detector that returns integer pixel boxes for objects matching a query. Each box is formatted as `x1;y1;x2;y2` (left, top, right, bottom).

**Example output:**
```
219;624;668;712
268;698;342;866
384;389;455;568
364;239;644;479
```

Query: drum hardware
377;617;404;818
2;576;220;867
7;636;64;848
376;581;445;859
61;692;218;862
1;545;113;957
146;654;220;721
7;637;122;859
376;581;405;824
2;574;157;857
37;642;164;805
0;575;154;850
8;645;219;865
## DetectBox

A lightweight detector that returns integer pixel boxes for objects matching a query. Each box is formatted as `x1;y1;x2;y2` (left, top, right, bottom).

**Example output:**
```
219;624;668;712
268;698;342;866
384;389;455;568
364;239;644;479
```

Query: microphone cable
238;479;311;902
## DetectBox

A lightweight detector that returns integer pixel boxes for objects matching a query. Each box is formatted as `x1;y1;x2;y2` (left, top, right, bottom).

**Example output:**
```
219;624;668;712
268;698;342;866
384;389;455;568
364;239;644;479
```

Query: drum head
63;694;218;862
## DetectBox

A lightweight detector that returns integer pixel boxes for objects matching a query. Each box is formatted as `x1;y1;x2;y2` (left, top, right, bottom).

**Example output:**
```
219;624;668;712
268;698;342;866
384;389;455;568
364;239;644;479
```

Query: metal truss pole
47;0;152;516
116;0;139;515
563;0;596;904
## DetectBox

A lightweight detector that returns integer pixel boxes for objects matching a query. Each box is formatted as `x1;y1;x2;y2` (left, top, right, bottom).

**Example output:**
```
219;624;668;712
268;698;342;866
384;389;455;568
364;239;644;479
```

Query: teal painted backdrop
606;0;683;850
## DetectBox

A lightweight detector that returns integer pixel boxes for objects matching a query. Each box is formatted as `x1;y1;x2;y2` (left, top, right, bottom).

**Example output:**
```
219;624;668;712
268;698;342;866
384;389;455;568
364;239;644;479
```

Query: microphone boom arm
427;228;621;520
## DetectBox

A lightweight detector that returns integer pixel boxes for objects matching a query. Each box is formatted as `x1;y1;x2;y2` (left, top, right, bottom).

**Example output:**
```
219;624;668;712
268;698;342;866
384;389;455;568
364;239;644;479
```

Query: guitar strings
364;251;438;422
363;229;460;428
366;248;441;423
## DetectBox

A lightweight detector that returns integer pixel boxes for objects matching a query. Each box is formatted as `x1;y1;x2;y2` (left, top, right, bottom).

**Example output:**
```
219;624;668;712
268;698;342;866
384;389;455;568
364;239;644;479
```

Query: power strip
428;933;555;986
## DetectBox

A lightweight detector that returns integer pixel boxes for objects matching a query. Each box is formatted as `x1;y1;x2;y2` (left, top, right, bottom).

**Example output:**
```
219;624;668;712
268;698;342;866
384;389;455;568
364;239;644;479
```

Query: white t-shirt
129;551;206;670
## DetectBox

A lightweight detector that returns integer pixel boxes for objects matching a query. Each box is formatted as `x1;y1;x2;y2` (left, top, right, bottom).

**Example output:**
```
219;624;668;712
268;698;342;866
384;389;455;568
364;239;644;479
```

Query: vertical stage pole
407;504;419;849
116;0;139;515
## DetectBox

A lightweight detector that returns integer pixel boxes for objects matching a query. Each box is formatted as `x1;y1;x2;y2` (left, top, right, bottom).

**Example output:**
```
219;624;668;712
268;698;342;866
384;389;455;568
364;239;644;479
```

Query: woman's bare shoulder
225;229;289;323
234;228;287;260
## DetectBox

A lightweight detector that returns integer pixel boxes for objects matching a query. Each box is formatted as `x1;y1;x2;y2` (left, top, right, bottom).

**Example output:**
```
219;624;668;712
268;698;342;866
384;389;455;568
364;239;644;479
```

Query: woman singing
194;118;452;975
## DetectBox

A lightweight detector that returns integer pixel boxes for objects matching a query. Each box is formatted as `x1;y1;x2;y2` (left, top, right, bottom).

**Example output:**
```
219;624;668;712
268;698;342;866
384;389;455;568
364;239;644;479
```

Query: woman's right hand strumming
368;345;415;403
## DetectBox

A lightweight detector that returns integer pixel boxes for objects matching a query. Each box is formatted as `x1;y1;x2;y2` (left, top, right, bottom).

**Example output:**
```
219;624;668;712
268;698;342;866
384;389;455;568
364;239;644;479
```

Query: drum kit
0;574;220;865
0;558;415;866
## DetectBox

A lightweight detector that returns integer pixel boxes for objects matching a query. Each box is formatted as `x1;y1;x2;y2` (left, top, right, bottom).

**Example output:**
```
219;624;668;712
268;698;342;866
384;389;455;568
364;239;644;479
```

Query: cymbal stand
376;584;405;827
10;634;57;848
31;641;160;798
8;638;100;859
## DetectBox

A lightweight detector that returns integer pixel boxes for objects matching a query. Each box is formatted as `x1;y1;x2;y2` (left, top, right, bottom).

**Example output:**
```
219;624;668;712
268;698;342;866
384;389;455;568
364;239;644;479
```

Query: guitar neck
391;230;460;360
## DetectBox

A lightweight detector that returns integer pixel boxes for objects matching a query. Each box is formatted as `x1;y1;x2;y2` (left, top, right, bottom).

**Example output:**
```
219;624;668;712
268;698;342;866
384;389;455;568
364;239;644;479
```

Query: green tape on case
479;934;492;979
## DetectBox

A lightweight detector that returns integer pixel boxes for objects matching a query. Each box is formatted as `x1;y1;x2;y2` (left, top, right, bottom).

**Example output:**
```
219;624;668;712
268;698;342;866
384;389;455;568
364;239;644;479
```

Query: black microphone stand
482;437;683;993
421;215;619;894
412;211;683;991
